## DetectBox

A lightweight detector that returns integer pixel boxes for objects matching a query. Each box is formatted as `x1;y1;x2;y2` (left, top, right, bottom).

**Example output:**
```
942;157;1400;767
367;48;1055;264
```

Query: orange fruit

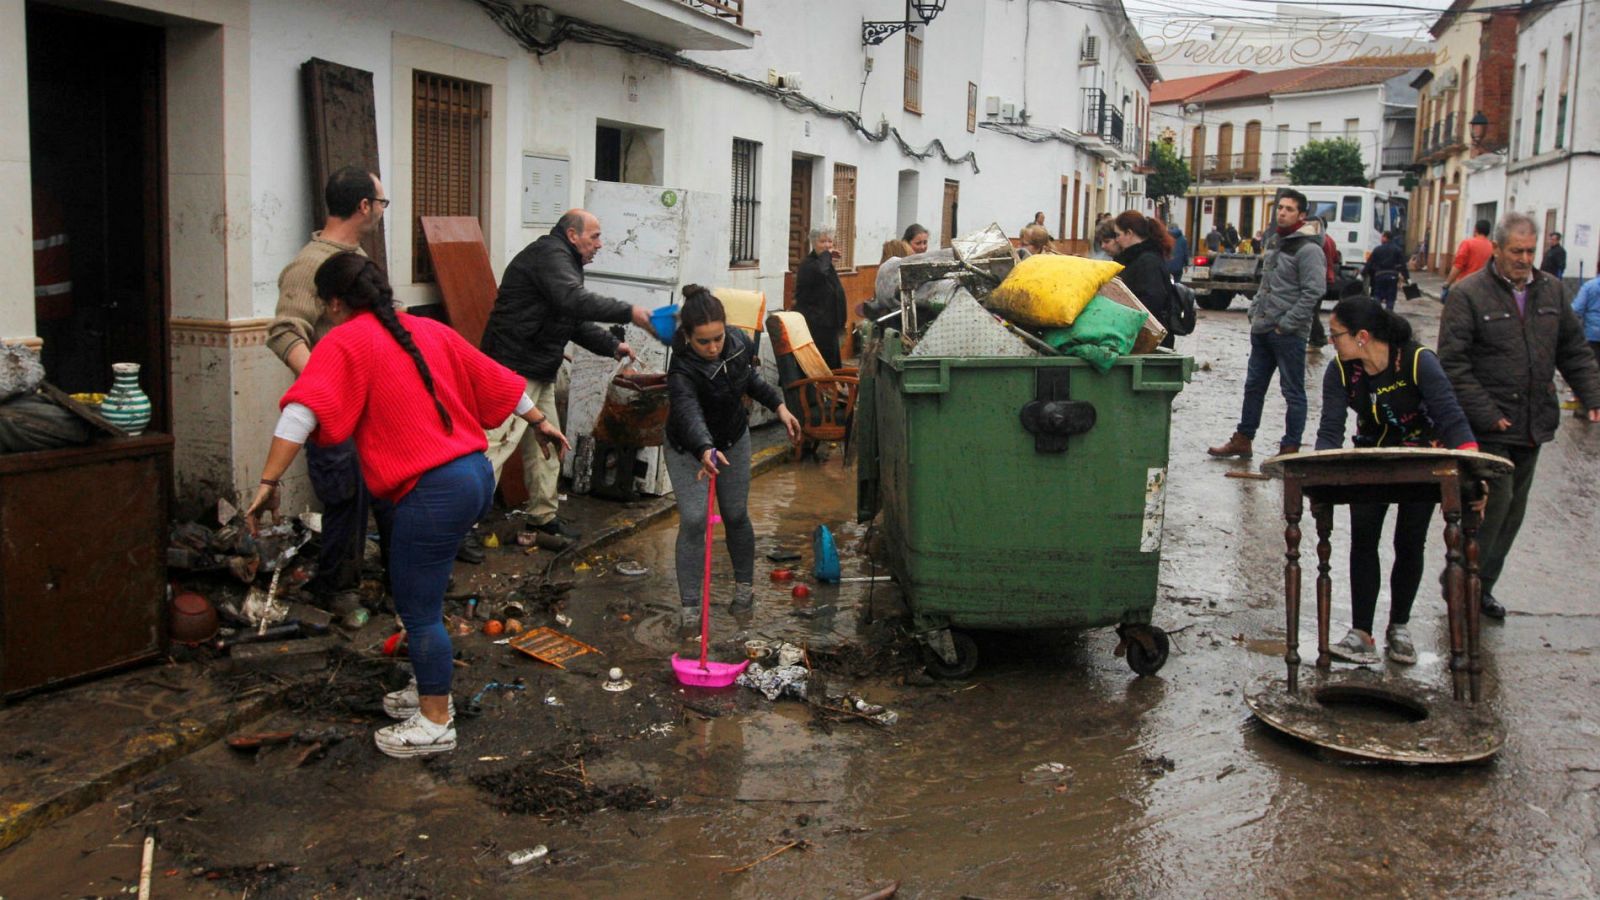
483;620;505;636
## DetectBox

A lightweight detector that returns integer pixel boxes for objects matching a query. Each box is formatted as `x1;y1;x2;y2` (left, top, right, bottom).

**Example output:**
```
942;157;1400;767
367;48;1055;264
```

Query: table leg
1442;502;1466;702
1313;502;1334;670
1284;480;1304;694
1464;479;1486;704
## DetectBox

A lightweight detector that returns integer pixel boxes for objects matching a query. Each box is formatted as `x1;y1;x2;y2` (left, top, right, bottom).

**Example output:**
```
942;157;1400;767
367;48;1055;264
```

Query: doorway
27;4;168;429
1240;197;1256;242
788;157;814;270
941;180;960;248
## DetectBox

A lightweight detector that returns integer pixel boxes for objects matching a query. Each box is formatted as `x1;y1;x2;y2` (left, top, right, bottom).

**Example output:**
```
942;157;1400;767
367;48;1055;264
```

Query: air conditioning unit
985;96;1001;117
1001;102;1017;122
1080;35;1100;63
779;72;802;91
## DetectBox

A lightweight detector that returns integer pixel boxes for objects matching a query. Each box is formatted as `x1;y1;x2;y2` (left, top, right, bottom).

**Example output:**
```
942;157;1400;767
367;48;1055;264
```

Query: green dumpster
856;334;1193;678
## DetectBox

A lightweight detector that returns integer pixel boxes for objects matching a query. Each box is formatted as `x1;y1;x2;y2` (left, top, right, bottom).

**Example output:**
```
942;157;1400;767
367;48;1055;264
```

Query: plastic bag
1041;296;1147;373
985;254;1124;328
592;358;670;447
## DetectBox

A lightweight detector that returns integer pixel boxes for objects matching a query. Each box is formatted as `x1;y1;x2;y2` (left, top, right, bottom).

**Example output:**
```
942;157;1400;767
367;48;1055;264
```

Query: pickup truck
1182;251;1365;311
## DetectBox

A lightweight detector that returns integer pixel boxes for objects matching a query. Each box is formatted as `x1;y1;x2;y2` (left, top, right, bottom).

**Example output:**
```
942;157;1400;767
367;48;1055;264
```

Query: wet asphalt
2;292;1598;898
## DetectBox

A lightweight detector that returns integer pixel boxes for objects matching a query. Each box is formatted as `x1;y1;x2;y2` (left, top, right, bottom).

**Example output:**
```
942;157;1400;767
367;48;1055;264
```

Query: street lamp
863;0;946;45
1468;111;1489;146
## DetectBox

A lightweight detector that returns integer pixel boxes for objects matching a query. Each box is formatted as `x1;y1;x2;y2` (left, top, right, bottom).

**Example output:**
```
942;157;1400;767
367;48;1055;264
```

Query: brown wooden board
419;216;498;347
302;58;388;273
508;627;601;669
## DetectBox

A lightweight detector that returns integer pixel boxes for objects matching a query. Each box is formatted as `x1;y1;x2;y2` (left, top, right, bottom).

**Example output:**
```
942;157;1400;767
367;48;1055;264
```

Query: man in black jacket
1362;230;1409;311
1541;230;1566;280
1439;212;1600;618
481;209;653;539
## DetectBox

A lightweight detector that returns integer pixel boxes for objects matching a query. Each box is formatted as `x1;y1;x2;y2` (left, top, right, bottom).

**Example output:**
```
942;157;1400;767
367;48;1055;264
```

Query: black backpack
1168;279;1197;336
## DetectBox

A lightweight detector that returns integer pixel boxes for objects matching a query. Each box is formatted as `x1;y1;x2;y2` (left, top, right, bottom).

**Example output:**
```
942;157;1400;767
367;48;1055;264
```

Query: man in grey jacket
1209;189;1327;458
1438;212;1600;618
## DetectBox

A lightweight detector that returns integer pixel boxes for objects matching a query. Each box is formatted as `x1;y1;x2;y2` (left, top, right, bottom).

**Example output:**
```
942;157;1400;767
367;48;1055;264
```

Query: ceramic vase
101;362;152;436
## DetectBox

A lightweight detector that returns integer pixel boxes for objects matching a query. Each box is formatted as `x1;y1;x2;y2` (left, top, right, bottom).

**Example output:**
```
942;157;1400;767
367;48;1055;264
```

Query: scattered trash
721;838;809;875
342;608;370;630
544;695;563;707
646;722;675;736
554;612;573;628
517;531;539;547
381;631;408;656
1216;764;1239;781
297;511;322;534
765;549;802;563
169;591;219;645
1140;754;1177;776
226;731;295;752
482;533;500;548
462;679;526;717
769;568;795;582
1225;471;1272;481
505;618;524;634
483;620;505;636
603;667;633;692
812;525;841;582
615;559;649;576
1021;762;1073;785
791;604;837;619
736;662;810;701
792;584;812;600
774;642;805;667
508;845;549;866
744;639;770;662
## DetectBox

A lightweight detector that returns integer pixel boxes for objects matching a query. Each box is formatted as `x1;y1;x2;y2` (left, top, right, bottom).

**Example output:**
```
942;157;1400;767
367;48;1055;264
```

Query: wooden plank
301;58;388;273
419;216;498;347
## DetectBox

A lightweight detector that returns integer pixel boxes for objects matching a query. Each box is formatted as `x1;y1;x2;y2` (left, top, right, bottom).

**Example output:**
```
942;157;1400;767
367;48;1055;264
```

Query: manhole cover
1245;669;1503;764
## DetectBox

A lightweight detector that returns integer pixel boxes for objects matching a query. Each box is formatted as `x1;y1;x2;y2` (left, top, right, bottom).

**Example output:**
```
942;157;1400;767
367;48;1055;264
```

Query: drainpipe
1560;0;1585;275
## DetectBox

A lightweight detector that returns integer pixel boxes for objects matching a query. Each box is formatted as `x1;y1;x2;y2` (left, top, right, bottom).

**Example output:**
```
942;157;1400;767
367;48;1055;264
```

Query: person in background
1021;211;1049;241
1020;224;1053;257
794;227;848;369
1315;297;1478;664
874;239;914;305
1205;223;1224;254
665;286;801;628
266;167;389;615
903;224;930;255
1208;189;1327;459
1223;222;1240;252
1110;211;1177;347
247;253;569;758
1441;219;1494;302
1092;218;1119;260
1572;272;1600;367
1362;230;1410;312
1166;225;1190;280
1438;212;1600;619
1541;231;1566;280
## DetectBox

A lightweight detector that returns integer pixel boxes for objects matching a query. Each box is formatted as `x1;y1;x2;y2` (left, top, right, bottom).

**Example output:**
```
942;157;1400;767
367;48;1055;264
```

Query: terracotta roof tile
1150;71;1252;105
1185;53;1435;105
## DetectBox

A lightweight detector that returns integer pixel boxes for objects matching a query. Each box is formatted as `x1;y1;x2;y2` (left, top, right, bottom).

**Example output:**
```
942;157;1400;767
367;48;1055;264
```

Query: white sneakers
1328;628;1380;665
378;679;456;758
374;712;456;758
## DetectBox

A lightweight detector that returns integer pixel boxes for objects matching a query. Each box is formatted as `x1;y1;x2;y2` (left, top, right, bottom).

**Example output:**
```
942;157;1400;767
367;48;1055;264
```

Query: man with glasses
1209;188;1327;459
266;167;389;621
1438;211;1600;619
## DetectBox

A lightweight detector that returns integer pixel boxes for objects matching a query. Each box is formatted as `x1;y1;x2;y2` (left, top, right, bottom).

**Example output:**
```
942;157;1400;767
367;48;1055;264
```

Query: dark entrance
26;4;168;430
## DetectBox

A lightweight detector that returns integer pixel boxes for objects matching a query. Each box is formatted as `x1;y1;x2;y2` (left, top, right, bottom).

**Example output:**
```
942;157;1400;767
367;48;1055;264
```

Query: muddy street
4;292;1600;898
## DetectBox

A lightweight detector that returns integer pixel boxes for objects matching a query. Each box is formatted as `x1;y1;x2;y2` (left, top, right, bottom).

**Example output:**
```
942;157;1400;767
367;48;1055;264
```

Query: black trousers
1348;500;1436;633
306;437;370;595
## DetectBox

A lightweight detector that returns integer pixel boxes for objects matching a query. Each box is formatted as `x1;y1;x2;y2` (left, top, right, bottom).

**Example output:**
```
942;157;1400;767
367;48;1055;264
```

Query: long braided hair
314;252;454;434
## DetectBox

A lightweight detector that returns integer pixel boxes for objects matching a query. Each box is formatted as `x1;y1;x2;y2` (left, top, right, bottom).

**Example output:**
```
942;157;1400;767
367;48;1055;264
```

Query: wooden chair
766;311;860;460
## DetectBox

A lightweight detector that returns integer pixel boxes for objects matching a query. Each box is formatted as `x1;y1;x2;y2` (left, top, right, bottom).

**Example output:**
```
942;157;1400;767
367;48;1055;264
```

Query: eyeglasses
370;197;391;208
1328;329;1350;340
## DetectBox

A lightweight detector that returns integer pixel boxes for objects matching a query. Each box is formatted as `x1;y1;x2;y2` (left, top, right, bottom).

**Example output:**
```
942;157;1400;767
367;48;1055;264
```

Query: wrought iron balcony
532;0;752;50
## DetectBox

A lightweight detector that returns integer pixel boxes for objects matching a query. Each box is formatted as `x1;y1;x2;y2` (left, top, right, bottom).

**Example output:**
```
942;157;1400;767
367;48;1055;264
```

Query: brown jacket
1438;259;1600;446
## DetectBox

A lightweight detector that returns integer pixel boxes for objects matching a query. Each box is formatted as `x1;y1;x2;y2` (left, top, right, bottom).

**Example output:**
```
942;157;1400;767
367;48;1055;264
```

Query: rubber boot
1207;432;1253;459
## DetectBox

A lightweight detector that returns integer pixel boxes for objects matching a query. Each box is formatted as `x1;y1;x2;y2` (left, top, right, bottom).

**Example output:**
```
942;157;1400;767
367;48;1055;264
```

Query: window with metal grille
412;71;488;283
904;28;922;114
833;163;857;269
730;138;760;266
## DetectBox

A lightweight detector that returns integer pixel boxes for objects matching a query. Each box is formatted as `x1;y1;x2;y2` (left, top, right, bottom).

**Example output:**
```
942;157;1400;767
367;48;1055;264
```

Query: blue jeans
373;454;493;697
1236;329;1308;449
1372;274;1399;311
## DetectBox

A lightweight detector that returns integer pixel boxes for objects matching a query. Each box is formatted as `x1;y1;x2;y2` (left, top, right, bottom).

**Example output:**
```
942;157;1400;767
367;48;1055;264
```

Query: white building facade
2;0;1158;510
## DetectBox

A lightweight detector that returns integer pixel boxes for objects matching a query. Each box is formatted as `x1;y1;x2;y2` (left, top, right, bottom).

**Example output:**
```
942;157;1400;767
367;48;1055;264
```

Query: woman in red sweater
245;253;567;758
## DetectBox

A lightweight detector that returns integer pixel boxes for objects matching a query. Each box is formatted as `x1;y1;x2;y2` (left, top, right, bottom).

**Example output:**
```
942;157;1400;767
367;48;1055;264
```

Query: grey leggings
665;432;756;606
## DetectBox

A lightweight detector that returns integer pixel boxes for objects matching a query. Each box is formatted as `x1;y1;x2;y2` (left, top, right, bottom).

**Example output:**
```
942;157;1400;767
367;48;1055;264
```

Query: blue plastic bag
812;525;841;583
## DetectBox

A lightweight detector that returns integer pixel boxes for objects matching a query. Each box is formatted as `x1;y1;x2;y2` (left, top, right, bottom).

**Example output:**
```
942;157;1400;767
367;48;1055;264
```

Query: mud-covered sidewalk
4;276;1600;897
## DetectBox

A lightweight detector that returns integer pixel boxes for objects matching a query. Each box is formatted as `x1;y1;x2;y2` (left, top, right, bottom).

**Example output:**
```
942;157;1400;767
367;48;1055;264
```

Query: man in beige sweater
266;167;387;616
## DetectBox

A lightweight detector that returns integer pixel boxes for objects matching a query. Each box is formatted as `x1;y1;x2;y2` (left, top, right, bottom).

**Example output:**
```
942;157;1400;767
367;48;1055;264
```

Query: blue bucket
650;304;679;344
813;525;841;583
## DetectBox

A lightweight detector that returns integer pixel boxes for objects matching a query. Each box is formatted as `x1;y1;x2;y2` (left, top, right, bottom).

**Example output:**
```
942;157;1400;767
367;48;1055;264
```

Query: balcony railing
1081;88;1124;148
1199;153;1259;181
1418;112;1463;160
1270;152;1288;174
1381;146;1413;170
681;0;743;26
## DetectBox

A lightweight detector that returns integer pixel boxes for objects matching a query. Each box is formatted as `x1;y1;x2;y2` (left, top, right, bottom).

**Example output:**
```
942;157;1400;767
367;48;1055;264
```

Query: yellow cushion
712;288;766;335
985;255;1124;328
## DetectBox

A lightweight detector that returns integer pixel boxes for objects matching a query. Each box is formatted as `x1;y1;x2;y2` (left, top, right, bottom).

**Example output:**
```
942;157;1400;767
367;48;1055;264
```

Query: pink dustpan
672;473;749;688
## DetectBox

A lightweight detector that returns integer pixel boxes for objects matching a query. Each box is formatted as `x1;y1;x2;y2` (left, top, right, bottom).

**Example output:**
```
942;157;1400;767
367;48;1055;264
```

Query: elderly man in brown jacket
1438;211;1600;619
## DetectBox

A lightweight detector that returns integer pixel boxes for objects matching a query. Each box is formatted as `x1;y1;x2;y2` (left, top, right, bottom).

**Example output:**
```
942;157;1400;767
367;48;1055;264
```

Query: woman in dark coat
793;227;848;369
1111;211;1178;348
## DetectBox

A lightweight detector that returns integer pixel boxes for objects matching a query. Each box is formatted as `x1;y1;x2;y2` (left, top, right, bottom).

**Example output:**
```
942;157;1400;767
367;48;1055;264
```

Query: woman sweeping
245;252;568;758
665;285;801;628
1315;297;1478;665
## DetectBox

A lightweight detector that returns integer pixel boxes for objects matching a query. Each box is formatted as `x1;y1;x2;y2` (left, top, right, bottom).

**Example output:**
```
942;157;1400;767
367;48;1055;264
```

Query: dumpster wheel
1116;624;1170;677
922;631;979;679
